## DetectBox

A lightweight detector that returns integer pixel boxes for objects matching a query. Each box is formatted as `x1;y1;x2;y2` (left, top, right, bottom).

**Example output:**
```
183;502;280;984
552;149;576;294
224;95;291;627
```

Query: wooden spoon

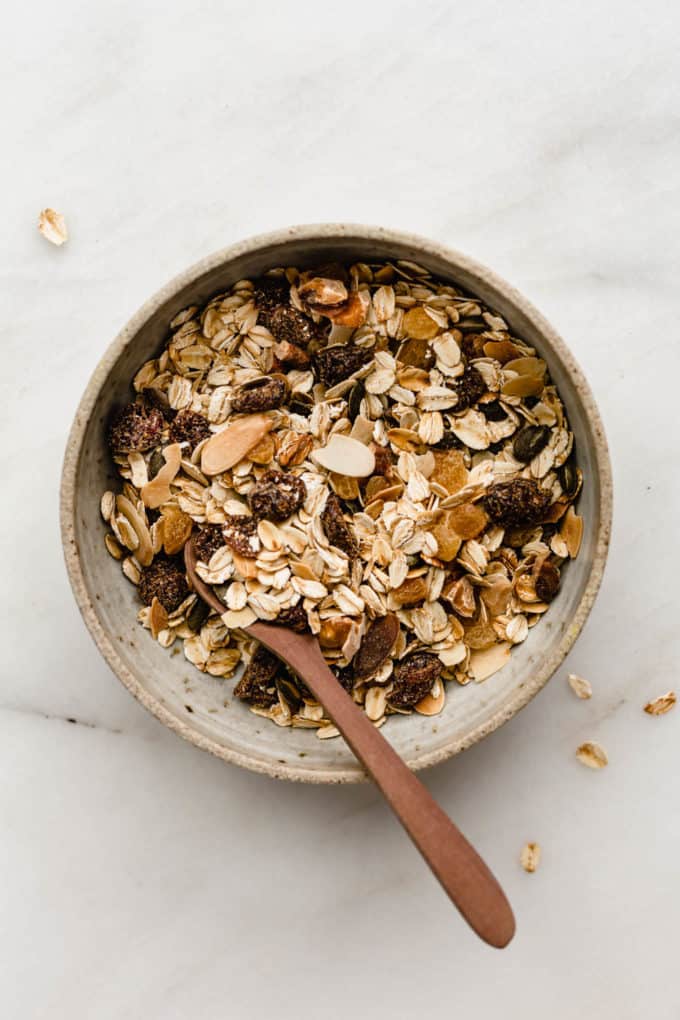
184;539;516;948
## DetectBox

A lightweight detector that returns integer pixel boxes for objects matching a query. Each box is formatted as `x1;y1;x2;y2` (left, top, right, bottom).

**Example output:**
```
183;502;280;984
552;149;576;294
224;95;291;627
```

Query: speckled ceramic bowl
60;225;612;782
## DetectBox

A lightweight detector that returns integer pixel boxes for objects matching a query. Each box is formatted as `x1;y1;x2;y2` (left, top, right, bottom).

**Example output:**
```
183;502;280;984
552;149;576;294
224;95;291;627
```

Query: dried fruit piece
313;435;375;478
193;524;226;563
222;515;260;558
272;340;310;369
354;614;399;678
108;402;164;454
298;276;348;308
446;502;488;540
455;366;486;410
481;399;508;422
484;479;551;527
200;414;273;475
138;557;189;612
319;617;354;649
391;576;428;608
161;506;193;555
253;278;289;325
38;207;68;246
313;344;370;388
277;432;312;467
431;512;463;562
289;392;314;417
232;376;287;413
403;306;440;340
520;842;541;873
576;741;608;769
321;492;358;557
441;575;476;618
233;646;282;708
149;597;169;639
248;433;276;465
389;652;441;709
269;305;321;346
535;560;561;602
275;603;309;633
397;337;435;369
643;691;677;716
568;673;592;699
248;469;307;521
168;409;211;451
322;289;369;327
513;425;551;463
431;450;468;494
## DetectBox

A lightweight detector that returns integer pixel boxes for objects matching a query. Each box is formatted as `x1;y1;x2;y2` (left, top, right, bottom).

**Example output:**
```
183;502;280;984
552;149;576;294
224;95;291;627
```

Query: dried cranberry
138;557;189;613
484;479;552;527
248;470;307;521
313;344;370;388
168;409;211;451
108;402;164;455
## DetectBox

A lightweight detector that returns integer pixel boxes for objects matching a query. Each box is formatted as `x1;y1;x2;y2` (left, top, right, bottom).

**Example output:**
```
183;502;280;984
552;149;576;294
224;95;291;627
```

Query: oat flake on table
100;258;584;735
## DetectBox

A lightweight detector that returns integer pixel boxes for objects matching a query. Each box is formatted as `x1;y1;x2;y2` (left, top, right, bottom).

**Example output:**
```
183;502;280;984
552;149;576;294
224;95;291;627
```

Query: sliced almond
468;643;511;682
312;435;375;478
568;673;592;699
140;443;182;509
201;415;273;476
561;506;583;558
576;741;608;769
115;494;153;565
415;679;446;716
149;597;169;639
643;691;676;716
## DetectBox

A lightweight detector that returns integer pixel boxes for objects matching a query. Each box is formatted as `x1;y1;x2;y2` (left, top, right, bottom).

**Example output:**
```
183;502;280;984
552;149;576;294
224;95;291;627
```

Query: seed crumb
520;842;541;873
643;691;676;716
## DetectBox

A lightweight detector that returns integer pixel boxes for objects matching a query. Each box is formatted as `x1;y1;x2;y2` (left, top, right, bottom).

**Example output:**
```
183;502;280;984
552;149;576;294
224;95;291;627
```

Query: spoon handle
248;622;516;949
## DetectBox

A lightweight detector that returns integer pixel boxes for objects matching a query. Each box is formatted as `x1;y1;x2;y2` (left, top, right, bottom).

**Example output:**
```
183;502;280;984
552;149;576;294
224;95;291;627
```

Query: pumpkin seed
513;425;551;463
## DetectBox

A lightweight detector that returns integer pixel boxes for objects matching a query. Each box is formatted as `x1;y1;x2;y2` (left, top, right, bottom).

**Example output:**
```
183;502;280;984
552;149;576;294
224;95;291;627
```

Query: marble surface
1;0;679;1016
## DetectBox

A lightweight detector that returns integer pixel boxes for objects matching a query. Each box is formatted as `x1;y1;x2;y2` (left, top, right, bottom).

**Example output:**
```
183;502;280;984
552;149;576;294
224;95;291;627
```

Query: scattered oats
568;673;592;699
643;691;676;716
576;741;608;769
38;208;68;245
121;556;141;584
520;842;541;873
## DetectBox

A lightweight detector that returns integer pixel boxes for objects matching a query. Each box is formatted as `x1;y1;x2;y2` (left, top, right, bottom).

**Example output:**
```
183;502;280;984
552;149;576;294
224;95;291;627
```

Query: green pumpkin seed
148;448;165;479
513;425;551;463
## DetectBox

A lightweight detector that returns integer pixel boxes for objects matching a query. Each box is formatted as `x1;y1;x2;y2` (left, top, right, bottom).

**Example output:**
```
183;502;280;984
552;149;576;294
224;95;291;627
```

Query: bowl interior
63;228;610;782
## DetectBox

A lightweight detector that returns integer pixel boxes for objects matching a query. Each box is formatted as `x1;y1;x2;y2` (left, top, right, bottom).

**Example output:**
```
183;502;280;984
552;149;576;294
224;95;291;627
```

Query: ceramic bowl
60;225;612;782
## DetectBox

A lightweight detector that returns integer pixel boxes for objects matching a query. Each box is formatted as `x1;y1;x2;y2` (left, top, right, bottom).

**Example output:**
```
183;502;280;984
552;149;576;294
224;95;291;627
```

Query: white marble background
2;1;679;1017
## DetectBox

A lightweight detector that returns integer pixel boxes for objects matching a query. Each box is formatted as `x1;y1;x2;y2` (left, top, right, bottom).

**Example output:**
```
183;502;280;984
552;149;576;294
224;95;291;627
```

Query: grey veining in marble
1;0;679;1017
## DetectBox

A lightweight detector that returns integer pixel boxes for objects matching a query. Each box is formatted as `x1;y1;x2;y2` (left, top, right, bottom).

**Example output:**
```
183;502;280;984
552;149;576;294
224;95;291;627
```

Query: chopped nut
272;340;310;369
520;842;541;873
319;617;354;649
643;691;676;716
576;741;608;769
298;276;348;308
38;207;68;245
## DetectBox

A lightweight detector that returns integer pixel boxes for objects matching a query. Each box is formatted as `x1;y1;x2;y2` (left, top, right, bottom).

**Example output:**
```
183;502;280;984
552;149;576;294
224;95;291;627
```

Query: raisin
108;402;164;455
481;399;507;422
524;395;540;409
253;278;289;327
269;305;321;347
488;440;506;454
186;598;210;632
143;386;176;419
535;560;561;602
277;675;303;712
193;524;226;564
275;603;309;633
289;392;314;417
389;652;441;710
232;376;287;413
512;425;551;463
433;431;463;451
321;493;358;557
168;408;211;451
354;614;399;679
138;557;189;613
233;646;281;708
460;334;486;358
313;344;370;388
484;479;552;527
334;665;355;693
248;470;307;521
455;366;487;410
221;515;259;558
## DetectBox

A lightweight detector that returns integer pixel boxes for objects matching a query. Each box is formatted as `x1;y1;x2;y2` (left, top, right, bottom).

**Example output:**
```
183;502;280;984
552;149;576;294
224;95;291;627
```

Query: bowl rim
60;223;613;783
